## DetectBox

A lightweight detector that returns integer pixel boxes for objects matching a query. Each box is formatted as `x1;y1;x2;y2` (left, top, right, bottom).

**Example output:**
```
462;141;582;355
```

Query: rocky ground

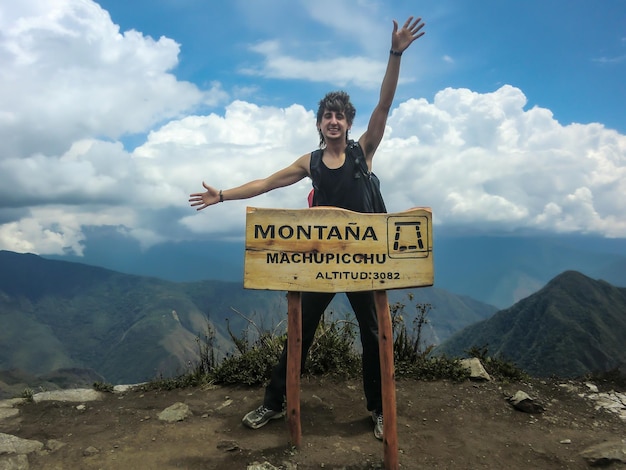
1;375;625;469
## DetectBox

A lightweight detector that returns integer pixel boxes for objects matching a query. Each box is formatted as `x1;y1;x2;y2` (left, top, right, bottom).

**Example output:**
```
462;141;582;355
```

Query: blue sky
98;0;626;135
1;0;625;259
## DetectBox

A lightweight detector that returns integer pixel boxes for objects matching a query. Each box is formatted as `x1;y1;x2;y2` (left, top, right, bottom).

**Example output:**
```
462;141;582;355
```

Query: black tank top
313;150;368;212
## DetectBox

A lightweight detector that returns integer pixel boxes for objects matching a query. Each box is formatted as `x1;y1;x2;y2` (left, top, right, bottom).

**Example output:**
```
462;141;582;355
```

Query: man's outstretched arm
189;153;310;211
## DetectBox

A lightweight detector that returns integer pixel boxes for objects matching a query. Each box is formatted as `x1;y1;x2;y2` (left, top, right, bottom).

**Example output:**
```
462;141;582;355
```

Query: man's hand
392;16;425;53
189;182;220;211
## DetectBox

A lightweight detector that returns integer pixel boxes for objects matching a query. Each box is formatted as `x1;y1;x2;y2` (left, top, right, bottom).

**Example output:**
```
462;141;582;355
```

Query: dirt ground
3;376;625;469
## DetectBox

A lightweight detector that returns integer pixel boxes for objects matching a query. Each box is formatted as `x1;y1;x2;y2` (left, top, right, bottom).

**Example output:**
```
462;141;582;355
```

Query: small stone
0;455;29;469
217;440;239;452
507;391;545;414
247;462;280;470
559;383;578;393
0;433;44;455
33;389;104;403
158;402;192;422
83;446;99;456
460;358;491;381
46;439;67;452
0;398;26;408
0;408;20;420
217;399;233;410
580;440;626;466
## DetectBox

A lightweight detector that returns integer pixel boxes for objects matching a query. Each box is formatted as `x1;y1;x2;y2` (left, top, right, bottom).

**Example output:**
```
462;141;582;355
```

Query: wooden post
375;290;398;470
286;291;302;447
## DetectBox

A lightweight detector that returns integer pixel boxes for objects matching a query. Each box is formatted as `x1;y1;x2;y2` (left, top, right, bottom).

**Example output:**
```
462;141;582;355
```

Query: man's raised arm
360;16;425;164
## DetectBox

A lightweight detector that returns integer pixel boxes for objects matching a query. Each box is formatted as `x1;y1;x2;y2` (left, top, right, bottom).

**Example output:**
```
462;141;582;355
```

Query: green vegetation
92;381;114;393
391;295;469;382
21;387;34;402
304;313;360;378
212;324;284;386
144;295;510;391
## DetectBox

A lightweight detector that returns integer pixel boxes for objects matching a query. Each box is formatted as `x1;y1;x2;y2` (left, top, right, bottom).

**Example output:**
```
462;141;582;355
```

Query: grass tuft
145;297;526;390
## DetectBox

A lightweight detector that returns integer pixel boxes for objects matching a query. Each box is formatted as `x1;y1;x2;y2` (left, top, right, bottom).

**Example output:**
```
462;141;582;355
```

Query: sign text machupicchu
244;207;433;292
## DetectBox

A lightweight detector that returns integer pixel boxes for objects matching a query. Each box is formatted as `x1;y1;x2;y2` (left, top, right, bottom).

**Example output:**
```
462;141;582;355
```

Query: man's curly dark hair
316;91;356;148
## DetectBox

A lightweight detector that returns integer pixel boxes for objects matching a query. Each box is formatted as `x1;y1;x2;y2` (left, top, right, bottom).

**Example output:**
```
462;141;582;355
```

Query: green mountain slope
435;270;626;377
0;250;496;385
0;251;268;383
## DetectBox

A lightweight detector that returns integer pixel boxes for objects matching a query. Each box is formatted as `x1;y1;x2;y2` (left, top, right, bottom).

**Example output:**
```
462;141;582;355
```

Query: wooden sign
244;207;433;292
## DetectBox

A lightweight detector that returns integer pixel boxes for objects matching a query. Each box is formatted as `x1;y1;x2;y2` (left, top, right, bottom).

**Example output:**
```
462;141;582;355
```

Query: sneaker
372;411;383;440
242;405;285;429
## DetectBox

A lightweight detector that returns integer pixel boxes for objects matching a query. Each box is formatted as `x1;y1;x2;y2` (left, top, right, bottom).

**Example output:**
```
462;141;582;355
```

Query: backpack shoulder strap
309;149;323;207
347;140;369;177
310;149;323;189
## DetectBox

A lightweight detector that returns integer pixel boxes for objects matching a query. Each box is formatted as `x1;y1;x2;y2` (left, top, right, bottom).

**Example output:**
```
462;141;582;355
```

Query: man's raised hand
392;16;425;53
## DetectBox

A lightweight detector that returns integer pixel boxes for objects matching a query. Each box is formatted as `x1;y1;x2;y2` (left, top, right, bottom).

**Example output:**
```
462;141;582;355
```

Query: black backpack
309;140;387;213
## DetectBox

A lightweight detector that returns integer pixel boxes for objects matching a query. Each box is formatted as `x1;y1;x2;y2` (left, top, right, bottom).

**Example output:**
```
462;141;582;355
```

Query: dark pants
263;291;382;413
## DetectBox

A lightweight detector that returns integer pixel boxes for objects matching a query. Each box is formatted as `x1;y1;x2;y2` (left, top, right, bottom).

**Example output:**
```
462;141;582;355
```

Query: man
189;15;425;440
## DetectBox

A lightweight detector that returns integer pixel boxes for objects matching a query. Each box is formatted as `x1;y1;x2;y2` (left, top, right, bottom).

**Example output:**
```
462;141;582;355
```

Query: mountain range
435;270;626;377
0;250;495;390
1;249;624;394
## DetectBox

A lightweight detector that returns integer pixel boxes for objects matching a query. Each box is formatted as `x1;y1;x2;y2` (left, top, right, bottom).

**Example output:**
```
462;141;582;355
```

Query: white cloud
3;80;626;256
592;54;626;64
244;40;388;89
0;0;205;158
139;85;626;242
1;1;625;257
378;86;626;236
0;205;136;256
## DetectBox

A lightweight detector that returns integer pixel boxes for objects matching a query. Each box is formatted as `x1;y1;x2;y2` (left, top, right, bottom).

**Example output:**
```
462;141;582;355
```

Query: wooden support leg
375;290;398;470
286;291;302;447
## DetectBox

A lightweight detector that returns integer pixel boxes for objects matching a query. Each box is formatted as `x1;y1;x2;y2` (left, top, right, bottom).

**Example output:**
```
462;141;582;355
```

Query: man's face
318;109;351;142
